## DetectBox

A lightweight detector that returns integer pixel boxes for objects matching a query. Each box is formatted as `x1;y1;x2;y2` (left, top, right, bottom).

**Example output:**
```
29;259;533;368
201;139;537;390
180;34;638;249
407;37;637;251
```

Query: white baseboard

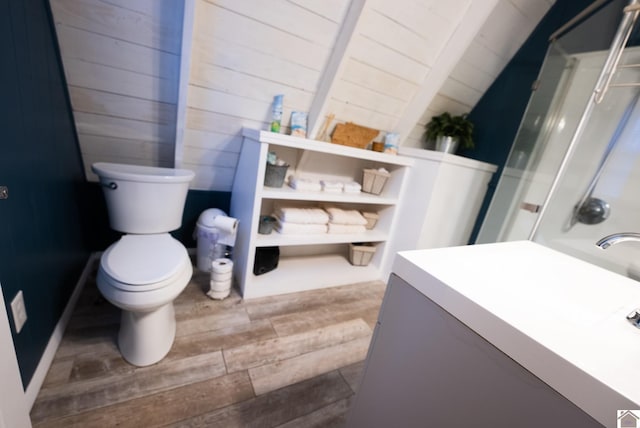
24;252;99;409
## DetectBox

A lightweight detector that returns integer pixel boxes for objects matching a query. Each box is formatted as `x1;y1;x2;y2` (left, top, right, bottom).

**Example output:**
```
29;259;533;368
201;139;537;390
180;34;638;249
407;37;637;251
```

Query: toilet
92;162;195;366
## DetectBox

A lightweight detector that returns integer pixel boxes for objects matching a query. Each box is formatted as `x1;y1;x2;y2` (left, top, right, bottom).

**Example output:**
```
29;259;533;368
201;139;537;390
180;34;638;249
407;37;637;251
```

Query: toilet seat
100;234;190;292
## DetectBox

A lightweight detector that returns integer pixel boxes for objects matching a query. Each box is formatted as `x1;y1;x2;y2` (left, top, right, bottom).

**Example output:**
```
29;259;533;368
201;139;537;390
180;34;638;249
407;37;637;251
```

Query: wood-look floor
30;260;385;427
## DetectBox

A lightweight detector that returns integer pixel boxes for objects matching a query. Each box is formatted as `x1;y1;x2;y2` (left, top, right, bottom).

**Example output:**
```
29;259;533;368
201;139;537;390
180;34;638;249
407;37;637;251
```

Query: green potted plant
424;112;474;153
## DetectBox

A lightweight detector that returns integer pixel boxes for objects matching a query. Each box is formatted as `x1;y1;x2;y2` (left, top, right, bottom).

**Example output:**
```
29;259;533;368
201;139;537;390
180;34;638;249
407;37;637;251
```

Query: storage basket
361;212;379;230
362;169;390;195
264;163;289;187
349;243;376;266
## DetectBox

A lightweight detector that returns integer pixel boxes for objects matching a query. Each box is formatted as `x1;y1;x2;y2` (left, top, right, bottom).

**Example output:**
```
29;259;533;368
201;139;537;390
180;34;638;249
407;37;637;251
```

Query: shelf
231;128;412;298
255;230;387;247
243;128;413;167
262;186;398;204
244;254;381;299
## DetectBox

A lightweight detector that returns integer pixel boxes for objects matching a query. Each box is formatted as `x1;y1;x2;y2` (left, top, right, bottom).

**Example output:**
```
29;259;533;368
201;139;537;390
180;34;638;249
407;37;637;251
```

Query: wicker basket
349;243;376;266
362;169;390;195
361;212;379;230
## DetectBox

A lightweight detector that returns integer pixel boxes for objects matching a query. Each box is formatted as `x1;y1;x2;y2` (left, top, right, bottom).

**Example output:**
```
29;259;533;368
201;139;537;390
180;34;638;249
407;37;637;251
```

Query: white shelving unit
230;128;413;299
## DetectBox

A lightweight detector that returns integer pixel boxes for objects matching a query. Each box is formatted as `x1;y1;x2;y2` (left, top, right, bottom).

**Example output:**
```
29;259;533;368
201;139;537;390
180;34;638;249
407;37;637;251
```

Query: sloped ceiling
50;0;554;191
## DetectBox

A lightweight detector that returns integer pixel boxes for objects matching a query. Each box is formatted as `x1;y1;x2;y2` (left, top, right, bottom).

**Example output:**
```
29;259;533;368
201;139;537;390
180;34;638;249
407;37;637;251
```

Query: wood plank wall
50;0;553;190
403;0;555;148
182;0;350;191
50;0;184;180
326;0;472;133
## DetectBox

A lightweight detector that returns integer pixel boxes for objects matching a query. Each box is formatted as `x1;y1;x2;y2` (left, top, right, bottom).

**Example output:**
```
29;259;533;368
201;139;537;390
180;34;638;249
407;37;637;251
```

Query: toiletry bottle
267;151;277;165
270;94;284;133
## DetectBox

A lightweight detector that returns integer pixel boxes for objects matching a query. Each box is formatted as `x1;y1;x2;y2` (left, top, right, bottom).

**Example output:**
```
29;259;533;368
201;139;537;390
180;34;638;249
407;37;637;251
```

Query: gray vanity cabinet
346;274;603;428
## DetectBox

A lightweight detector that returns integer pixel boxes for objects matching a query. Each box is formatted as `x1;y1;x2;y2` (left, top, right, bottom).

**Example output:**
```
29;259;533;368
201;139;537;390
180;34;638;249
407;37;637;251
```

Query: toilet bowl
92;162;195;366
97;234;192;366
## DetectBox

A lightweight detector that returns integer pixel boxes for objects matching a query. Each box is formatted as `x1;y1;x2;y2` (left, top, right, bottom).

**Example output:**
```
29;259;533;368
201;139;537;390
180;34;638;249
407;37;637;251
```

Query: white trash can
194;208;228;272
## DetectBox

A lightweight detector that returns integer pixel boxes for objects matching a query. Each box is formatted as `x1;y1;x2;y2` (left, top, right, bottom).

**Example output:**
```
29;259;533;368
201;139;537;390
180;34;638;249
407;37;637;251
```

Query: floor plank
224;319;371;373
339;361;366;392
32;351;226;423
249;336;371;395
268;297;382;337
276;396;353;428
41;359;74;388
35;371;254;428
169;370;353;428
170;318;278;358
244;281;385;321
175;307;252;337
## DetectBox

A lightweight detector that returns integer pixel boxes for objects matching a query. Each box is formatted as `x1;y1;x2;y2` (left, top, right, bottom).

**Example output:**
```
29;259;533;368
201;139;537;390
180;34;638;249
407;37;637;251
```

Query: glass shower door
478;0;640;280
476;42;588;243
477;0;628;245
534;45;640;278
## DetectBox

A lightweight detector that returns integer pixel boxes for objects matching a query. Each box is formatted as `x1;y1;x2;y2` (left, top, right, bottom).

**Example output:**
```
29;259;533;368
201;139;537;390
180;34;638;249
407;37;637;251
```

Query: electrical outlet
10;291;27;334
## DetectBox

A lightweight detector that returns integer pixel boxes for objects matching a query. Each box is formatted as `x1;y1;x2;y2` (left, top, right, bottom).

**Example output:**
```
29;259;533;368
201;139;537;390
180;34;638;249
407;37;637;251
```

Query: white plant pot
436;136;459;154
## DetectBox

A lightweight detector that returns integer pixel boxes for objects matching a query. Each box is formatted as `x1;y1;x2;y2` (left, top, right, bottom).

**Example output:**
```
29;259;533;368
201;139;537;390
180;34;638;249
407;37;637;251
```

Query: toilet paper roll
211;258;233;274
207;288;231;300
211;270;232;282
211;215;238;234
210;278;232;292
216;218;238;246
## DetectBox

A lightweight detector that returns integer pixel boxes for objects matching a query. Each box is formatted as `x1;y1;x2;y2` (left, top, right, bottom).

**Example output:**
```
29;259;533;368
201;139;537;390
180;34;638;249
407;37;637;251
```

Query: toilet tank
92;163;195;234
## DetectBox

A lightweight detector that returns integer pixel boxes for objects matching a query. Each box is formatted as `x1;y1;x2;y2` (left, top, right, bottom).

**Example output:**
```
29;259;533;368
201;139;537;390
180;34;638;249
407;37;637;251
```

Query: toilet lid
101;234;188;285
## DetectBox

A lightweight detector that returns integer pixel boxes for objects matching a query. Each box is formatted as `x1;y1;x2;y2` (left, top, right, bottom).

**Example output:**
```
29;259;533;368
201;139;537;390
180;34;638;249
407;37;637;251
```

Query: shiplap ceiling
50;0;555;191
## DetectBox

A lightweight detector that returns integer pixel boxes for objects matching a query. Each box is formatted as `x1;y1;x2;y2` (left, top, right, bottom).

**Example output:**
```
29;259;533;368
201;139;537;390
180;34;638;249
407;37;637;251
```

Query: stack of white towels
272;207;367;235
325;207;367;234
287;177;322;192
318;180;362;194
273;207;328;234
288;177;361;194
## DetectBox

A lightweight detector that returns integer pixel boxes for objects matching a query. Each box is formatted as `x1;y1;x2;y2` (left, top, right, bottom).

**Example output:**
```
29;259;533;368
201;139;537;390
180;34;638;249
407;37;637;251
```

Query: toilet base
118;303;176;366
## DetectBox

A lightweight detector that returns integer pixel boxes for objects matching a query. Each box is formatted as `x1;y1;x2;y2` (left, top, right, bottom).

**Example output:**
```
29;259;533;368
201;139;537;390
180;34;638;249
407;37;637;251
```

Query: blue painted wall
0;0;90;387
459;0;596;243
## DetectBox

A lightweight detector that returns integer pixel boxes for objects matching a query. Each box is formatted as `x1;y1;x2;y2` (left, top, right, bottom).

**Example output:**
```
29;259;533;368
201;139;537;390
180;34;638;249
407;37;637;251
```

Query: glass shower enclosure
477;0;640;280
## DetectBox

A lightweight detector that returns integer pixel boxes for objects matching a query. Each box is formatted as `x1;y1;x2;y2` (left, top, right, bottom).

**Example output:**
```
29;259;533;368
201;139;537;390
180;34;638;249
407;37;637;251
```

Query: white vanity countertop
394;241;640;428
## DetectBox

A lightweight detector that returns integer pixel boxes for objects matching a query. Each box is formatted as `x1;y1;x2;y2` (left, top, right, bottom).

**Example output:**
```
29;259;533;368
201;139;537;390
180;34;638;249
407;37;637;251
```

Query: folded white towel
288;177;322;192
327;224;367;234
343;181;361;193
325;207;367;225
275;220;327;234
321;180;344;191
274;207;329;224
343;188;361;194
